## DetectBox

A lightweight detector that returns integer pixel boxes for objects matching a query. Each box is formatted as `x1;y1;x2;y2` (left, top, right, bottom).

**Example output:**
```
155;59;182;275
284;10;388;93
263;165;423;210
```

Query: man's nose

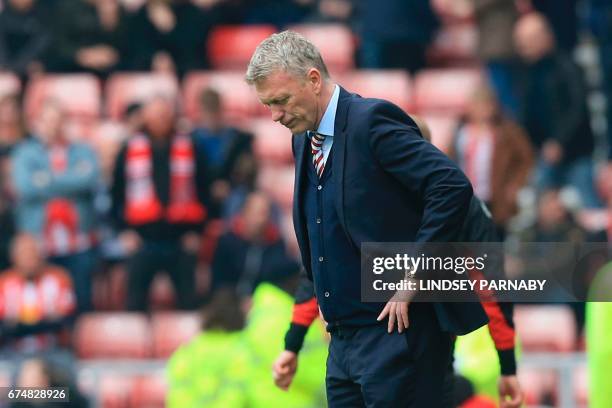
270;106;284;122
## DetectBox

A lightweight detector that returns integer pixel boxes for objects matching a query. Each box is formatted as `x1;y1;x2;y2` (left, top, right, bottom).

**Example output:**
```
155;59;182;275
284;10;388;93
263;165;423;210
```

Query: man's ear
306;68;323;94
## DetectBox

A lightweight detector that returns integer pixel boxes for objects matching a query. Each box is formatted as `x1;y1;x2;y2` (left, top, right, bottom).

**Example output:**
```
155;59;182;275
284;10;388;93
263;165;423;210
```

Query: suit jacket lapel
292;132;310;271
333;87;351;236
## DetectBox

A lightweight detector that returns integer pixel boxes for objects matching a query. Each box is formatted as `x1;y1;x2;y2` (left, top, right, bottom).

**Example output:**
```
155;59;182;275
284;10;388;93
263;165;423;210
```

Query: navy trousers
325;303;453;407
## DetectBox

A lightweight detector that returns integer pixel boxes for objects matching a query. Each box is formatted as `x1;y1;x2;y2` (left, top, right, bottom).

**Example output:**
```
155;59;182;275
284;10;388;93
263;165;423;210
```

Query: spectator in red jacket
0;233;76;353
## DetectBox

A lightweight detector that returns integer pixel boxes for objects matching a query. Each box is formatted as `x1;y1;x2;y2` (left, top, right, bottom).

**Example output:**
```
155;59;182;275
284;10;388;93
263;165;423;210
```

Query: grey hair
245;30;330;85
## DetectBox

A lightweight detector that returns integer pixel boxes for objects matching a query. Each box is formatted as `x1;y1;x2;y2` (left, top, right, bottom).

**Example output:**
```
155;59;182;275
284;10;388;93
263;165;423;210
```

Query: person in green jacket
243;274;328;408
587;261;612;408
167;288;250;408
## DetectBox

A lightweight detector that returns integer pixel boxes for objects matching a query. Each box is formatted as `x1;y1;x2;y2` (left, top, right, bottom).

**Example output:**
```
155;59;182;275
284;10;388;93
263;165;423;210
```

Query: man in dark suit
245;31;488;407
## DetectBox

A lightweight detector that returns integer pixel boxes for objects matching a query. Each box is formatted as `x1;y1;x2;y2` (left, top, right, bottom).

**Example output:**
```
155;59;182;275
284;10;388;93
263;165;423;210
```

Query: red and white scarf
124;134;206;225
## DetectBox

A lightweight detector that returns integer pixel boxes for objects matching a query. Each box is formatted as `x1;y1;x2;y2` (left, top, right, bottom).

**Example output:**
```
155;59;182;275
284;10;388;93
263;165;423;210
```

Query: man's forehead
255;70;301;98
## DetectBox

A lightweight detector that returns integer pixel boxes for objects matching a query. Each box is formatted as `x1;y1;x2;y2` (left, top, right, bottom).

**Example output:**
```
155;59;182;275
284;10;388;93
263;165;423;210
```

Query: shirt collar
316;84;339;138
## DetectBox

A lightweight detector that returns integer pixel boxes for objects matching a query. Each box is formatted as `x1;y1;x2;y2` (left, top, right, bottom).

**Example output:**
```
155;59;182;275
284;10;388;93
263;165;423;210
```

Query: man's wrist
497;348;517;375
284;322;309;353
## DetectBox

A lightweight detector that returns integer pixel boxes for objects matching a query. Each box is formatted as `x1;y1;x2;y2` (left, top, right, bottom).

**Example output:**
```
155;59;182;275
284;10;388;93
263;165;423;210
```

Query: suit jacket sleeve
368;101;474;242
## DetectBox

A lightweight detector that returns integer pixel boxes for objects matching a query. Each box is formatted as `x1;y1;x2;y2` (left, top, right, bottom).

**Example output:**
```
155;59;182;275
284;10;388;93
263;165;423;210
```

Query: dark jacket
358;0;439;43
517;52;594;162
210;216;300;297
292;87;488;335
110;133;211;241
472;0;518;61
0;2;49;75
47;0;129;74
286;196;516;374
125;1;212;75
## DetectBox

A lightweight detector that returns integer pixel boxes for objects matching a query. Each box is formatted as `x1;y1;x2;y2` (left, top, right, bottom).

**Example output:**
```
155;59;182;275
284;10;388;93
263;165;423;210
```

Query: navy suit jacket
291;87;488;335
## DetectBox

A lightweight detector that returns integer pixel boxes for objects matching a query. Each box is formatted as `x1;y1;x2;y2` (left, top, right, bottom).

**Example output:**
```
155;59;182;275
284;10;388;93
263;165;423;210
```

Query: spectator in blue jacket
11;100;100;312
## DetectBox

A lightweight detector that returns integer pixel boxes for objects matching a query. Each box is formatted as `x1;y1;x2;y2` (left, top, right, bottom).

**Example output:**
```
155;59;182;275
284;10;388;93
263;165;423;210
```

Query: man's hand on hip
377;300;410;333
377;271;416;333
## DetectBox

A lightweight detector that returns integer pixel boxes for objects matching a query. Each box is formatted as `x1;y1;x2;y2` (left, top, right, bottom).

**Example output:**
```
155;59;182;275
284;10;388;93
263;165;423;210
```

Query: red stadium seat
0;72;21;98
515;305;577;352
250;118;293;164
99;374;134;408
129;374;168;408
207;25;277;70
74;313;152;359
574;364;588;407
419;113;459;154
106;72;179;120
151;311;200;358
413;68;483;114
182;71;263;124
24;74;101;120
518;369;557;406
337;70;413;113
427;23;478;67
288;24;355;73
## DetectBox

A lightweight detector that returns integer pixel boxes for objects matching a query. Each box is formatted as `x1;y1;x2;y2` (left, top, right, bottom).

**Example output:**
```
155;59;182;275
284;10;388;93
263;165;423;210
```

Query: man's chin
288;124;307;134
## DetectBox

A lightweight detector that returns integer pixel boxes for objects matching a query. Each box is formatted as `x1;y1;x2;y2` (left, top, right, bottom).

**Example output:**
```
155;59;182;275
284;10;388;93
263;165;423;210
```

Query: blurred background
1;0;612;406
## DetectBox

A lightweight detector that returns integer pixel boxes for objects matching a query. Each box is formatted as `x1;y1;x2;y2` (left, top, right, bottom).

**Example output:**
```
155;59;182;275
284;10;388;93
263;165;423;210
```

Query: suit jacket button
317;185;322;190
319;256;324;262
324;292;330;297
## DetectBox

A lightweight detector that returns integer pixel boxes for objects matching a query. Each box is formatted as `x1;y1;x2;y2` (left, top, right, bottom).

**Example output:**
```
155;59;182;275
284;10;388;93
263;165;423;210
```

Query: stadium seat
288;24;355;73
99;374;134;408
337;70;413;113
129;374;168;408
427;23;478;67
413;68;483;114
182;71;263;124
207;25;277;70
514;305;577;352
151;311;200;358
574;364;588;407
24;74;101;120
250;118;293;164
106;72;179;120
75;313;152;359
518;368;557;406
419;113;459;153
0;72;21;98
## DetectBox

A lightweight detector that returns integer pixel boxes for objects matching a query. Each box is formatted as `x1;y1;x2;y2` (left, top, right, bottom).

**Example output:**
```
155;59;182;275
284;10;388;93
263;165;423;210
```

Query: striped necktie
310;131;327;178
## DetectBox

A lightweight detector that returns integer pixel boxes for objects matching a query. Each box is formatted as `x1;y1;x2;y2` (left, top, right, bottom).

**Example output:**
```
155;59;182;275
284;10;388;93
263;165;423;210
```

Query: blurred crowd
1;0;612;405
